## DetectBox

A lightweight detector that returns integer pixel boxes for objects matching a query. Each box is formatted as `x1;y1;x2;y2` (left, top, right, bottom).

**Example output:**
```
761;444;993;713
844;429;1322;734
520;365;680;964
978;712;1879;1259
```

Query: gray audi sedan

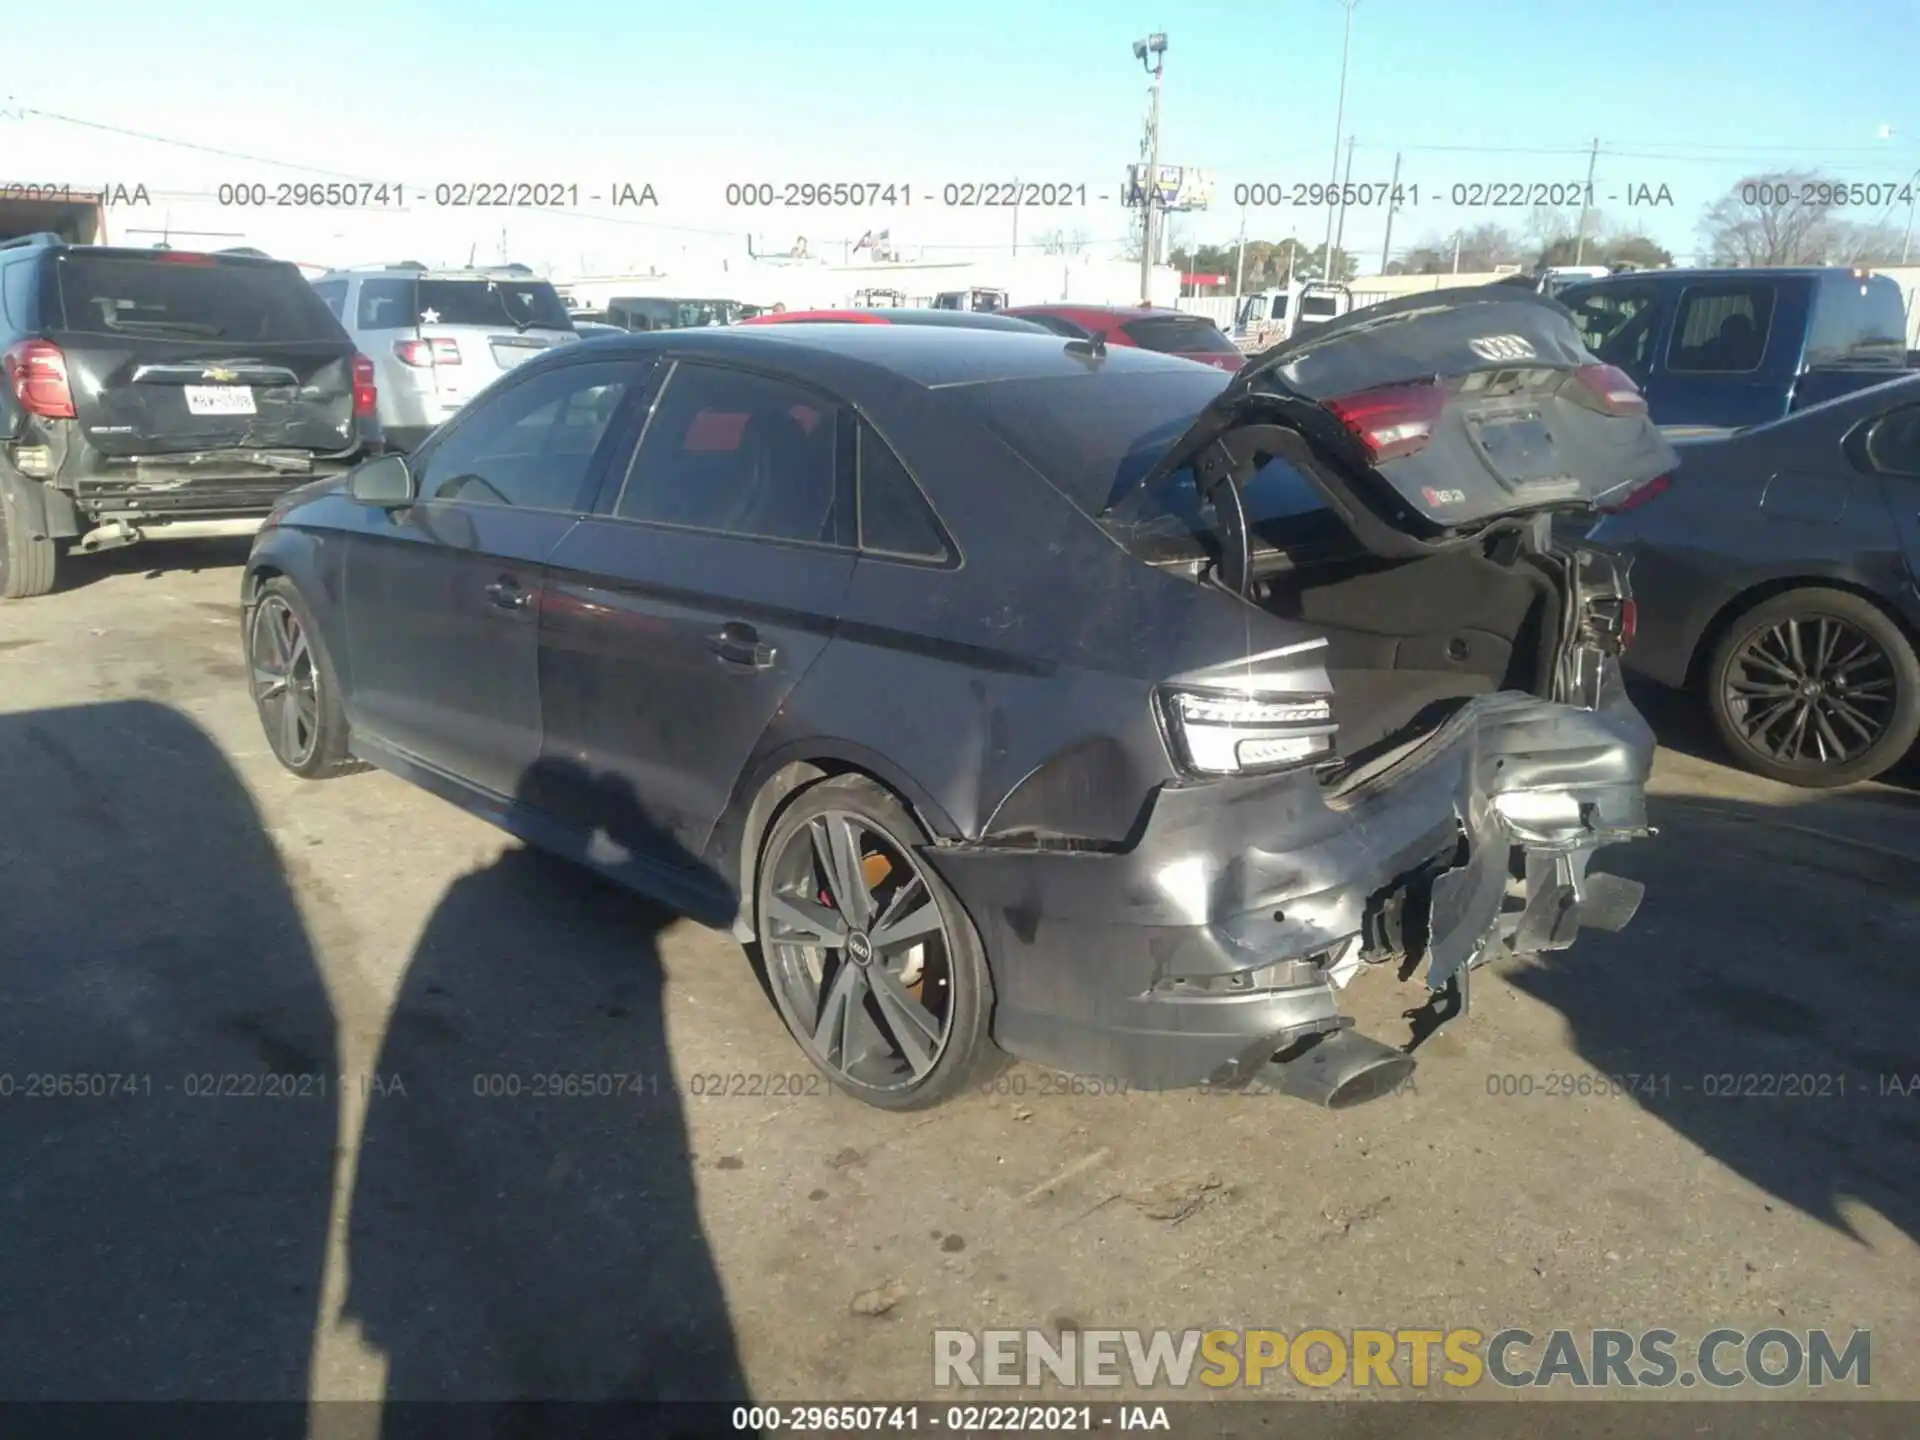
240;291;1673;1111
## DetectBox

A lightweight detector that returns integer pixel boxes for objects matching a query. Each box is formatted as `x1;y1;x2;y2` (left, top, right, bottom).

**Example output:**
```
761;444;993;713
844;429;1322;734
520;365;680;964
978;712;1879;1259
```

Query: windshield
953;367;1232;515
54;254;346;343
609;297;740;329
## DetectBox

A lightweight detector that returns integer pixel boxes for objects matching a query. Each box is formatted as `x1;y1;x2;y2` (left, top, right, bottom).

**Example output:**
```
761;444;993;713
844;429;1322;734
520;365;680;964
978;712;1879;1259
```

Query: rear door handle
707;622;777;669
485;576;531;610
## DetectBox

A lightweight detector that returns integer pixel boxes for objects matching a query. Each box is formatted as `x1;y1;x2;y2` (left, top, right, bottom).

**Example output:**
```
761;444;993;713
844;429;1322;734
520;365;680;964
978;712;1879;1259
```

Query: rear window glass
355;276;572;331
1121;315;1240;355
1667;285;1775;373
955;367;1231;514
53;255;346;343
1808;277;1908;368
1301;295;1342;319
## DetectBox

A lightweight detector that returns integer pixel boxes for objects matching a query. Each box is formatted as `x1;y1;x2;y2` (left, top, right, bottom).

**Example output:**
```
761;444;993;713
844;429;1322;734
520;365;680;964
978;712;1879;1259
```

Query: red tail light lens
393;338;461;367
156;251;217;266
1620;597;1638;652
1322;381;1448;462
1572;363;1648;415
1602;473;1672;513
351;354;378;418
2;339;77;419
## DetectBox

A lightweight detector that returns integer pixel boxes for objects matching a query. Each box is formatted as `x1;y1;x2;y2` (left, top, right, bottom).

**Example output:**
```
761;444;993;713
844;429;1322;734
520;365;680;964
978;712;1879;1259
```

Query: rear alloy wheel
755;775;1001;1110
1707;587;1920;788
0;466;58;600
246;578;353;779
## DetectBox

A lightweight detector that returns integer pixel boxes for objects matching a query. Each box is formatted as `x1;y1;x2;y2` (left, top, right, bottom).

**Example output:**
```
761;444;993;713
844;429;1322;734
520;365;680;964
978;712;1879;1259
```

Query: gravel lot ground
1;540;1917;1423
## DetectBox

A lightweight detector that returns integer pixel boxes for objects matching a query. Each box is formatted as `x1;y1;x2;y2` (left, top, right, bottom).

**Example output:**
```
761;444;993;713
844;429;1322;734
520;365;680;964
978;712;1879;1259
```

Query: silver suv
310;264;579;452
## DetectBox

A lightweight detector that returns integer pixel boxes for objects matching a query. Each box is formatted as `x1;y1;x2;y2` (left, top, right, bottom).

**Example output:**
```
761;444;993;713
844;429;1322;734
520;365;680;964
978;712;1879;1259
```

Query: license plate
184;385;257;416
1470;413;1560;482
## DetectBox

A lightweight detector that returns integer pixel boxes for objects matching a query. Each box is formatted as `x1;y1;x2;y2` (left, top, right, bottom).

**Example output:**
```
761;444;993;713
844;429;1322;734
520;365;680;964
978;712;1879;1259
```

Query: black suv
0;237;382;599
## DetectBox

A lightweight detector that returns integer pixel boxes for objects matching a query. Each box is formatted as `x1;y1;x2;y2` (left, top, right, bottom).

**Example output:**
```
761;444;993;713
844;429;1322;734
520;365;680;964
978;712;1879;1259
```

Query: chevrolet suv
0;237;382;600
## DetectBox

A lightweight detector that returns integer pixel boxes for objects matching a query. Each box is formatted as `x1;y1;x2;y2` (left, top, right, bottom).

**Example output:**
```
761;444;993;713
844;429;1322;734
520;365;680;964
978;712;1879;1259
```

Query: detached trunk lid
49;249;366;458
1135;286;1678;556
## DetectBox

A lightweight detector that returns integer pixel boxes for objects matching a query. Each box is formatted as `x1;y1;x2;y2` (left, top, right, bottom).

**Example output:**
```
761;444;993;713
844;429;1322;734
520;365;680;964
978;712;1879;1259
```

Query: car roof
547;323;1205;389
1563;267;1876;286
1009;303;1194;322
744;308;1049;332
317;265;552;282
20;243;294;271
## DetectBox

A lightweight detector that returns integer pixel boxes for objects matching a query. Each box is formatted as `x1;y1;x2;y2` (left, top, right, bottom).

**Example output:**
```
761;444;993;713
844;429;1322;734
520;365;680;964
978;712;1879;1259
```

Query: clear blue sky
8;0;1919;268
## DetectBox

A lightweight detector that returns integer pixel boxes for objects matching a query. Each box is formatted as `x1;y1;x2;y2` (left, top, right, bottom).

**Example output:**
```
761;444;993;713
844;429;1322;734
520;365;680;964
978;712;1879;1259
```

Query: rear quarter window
1808;276;1908;368
0;261;34;329
52;255;347;344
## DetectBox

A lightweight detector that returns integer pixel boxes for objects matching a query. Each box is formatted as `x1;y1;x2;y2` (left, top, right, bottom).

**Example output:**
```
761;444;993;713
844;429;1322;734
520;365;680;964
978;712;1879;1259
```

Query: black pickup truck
1554;267;1911;434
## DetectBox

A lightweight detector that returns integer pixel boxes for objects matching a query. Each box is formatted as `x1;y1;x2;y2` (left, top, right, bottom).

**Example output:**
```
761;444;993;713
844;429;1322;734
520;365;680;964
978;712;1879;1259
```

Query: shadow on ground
52;536;257;595
0;702;335;1419
1508;785;1920;1249
345;757;748;1435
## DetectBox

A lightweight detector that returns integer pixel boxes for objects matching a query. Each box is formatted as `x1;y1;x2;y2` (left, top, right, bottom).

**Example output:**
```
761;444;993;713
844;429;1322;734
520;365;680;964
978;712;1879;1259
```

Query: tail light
393;338;462;367
1600;473;1672;513
156;251;217;266
1158;687;1338;776
1620;598;1638;652
351;354;378;418
2;339;76;419
1322;381;1448;463
1570;364;1648;415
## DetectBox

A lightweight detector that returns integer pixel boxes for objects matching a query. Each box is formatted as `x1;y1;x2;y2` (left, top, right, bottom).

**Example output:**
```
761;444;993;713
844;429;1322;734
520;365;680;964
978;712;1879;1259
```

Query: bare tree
1699;171;1837;266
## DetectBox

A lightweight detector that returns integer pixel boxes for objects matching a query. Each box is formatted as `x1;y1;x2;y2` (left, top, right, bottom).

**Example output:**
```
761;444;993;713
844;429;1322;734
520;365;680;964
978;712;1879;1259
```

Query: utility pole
1321;0;1359;281
1573;136;1599;266
1233;202;1248;315
1452;230;1462;275
1134;33;1168;305
1331;134;1357;279
1012;183;1020;258
1379;150;1402;273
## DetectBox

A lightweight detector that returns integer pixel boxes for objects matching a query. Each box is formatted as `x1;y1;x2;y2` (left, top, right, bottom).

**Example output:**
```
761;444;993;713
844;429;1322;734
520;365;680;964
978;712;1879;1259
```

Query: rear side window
1121;315;1240;355
857;424;952;562
311;279;348;322
1864;404;1920;476
615;362;844;546
413;359;639;511
1563;286;1660;370
1018;312;1090;339
354;275;572;331
1808;277;1908;368
52;255;345;343
0;261;33;328
1667;284;1775;373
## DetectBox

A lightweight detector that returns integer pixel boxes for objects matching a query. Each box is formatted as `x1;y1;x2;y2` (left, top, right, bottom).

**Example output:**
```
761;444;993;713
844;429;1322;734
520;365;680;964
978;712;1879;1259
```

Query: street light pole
1320;0;1358;278
1134;33;1168;305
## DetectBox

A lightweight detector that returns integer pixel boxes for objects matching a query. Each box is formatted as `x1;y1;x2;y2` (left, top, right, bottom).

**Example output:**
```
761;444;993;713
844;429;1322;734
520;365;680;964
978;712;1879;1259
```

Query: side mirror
349;452;416;506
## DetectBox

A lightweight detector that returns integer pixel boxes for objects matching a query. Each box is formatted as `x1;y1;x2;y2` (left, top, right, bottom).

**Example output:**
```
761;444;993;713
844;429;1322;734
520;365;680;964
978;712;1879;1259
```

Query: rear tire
245;577;354;779
0;468;58;600
1705;587;1920;788
754;774;1004;1111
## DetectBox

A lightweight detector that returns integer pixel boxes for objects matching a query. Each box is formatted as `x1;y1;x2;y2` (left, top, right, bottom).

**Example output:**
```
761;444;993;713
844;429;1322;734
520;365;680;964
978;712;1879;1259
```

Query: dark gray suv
240;290;1672;1112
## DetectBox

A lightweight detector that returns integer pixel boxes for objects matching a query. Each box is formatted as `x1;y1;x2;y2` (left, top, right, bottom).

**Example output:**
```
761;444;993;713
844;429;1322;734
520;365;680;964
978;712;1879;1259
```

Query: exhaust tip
1256;1027;1417;1109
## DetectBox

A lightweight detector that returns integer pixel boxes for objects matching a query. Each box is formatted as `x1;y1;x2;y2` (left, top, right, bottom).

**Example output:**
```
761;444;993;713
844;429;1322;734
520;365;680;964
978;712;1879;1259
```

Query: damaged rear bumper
923;670;1654;1092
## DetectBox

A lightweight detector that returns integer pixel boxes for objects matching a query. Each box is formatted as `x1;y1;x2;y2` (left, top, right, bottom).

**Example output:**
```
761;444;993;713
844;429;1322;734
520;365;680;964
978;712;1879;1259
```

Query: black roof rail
0;232;65;251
